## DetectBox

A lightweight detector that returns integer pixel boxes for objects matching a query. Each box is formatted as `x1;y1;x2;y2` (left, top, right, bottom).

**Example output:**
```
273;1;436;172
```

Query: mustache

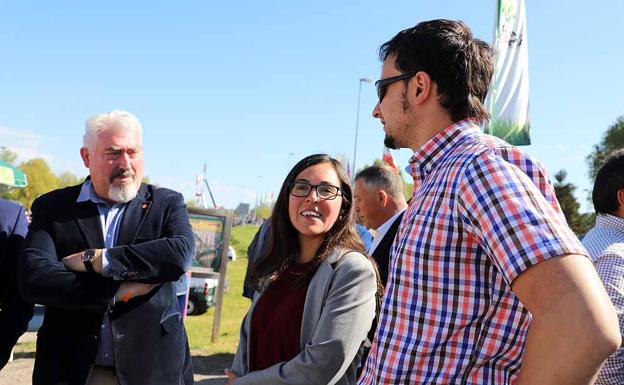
110;169;136;183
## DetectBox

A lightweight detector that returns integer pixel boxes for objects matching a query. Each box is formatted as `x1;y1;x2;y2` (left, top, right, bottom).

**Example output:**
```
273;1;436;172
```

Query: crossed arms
18;191;194;309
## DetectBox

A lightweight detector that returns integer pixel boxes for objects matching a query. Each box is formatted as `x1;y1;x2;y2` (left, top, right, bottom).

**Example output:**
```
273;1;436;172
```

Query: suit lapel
300;248;344;348
75;200;105;249
300;261;332;348
380;212;404;250
117;184;152;246
372;211;404;285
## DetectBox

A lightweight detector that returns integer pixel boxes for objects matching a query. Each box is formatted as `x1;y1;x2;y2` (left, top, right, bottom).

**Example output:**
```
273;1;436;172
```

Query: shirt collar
406;118;481;183
369;208;405;254
595;213;624;231
376;209;405;233
77;179;109;205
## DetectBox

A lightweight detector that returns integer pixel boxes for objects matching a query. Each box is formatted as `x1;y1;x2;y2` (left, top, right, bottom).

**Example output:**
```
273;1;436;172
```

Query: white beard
108;182;138;203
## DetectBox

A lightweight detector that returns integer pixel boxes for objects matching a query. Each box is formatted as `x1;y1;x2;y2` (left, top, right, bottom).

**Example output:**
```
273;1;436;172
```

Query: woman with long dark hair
227;154;379;385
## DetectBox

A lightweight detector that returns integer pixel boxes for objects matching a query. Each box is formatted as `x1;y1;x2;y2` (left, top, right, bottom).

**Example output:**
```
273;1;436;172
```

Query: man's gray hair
355;165;404;198
83;110;143;151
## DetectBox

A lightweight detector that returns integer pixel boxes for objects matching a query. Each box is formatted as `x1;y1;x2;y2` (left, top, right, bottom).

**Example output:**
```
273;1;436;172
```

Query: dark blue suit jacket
0;198;33;369
19;182;195;385
370;211;404;286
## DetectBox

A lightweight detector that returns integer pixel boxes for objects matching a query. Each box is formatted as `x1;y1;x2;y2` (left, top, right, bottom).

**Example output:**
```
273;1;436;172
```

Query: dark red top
249;261;315;371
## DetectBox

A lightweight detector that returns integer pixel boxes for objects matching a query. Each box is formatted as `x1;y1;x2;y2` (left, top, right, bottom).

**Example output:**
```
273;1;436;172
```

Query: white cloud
60;159;88;179
0;126;90;178
0;126;49;162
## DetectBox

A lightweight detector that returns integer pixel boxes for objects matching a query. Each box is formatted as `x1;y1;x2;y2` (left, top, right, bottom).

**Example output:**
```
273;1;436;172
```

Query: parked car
228;246;237;261
186;276;217;316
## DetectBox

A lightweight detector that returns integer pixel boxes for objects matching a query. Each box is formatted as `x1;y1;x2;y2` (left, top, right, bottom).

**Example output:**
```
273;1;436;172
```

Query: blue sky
1;1;622;211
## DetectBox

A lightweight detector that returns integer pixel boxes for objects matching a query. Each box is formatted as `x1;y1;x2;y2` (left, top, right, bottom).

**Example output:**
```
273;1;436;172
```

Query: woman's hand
224;369;238;384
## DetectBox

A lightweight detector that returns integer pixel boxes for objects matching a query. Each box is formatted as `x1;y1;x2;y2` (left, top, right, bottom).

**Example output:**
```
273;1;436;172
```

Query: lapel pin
141;203;148;209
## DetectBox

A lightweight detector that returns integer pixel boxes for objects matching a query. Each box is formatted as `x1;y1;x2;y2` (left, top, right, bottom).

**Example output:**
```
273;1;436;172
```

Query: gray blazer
231;248;376;385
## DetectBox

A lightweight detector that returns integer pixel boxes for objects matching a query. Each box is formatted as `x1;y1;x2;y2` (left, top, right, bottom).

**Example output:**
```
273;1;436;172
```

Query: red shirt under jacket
249;261;315;371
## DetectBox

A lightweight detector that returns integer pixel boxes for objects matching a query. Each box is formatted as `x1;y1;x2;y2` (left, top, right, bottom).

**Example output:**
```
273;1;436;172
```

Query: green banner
485;0;531;145
0;160;28;187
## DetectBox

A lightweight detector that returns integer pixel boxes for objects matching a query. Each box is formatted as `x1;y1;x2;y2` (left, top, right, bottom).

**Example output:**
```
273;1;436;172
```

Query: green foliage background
553;170;594;236
586;116;624;180
184;224;258;353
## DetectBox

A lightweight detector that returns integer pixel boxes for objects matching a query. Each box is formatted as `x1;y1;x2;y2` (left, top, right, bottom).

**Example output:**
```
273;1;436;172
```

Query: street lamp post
352;77;372;179
255;175;262;209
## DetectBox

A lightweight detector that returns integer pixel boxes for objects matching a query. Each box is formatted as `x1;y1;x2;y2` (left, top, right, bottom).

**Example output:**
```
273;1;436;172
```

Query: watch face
82;249;96;262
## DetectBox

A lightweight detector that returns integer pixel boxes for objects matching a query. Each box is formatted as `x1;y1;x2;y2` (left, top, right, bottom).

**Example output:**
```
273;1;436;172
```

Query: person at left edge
0;198;33;370
19;110;195;385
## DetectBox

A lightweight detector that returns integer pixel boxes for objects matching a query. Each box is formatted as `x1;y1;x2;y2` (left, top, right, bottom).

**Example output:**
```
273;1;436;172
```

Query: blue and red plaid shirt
358;119;586;384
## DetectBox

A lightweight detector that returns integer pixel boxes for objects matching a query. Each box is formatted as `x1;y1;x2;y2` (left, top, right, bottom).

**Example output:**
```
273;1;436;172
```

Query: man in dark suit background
19;110;195;385
0;198;33;369
354;165;407;285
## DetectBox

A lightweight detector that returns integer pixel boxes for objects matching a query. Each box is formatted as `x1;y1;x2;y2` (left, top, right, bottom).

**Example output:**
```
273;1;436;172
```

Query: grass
184;224;258;355
12;341;36;355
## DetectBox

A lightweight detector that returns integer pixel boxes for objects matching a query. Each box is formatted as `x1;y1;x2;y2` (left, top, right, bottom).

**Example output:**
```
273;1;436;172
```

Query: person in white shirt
582;149;624;385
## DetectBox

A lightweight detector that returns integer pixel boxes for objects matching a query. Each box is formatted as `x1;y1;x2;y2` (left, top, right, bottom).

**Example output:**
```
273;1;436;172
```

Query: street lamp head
360;77;373;83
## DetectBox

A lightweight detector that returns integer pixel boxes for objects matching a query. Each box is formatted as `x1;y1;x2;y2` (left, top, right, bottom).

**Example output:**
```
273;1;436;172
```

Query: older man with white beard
20;110;195;385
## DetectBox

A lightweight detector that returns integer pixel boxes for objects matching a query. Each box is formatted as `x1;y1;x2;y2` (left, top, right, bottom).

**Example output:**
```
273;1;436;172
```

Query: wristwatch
81;249;97;273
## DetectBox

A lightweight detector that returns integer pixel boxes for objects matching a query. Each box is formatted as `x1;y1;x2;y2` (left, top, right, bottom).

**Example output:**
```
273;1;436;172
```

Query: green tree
254;203;272;221
586;116;624;180
5;158;60;209
57;171;83;188
403;182;414;201
0;147;18;165
579;211;597;234
553;170;591;236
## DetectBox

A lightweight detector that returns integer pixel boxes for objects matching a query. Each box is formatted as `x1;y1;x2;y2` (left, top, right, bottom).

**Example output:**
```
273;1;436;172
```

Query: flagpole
486;0;500;126
485;0;531;145
492;0;500;42
352;77;372;180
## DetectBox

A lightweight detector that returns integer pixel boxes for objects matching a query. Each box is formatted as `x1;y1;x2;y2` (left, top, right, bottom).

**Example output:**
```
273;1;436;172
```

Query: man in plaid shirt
358;19;620;384
582;149;624;385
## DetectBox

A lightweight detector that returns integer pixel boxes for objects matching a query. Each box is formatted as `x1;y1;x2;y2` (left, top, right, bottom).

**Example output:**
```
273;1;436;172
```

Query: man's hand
224;369;238;385
62;249;103;274
114;282;159;304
